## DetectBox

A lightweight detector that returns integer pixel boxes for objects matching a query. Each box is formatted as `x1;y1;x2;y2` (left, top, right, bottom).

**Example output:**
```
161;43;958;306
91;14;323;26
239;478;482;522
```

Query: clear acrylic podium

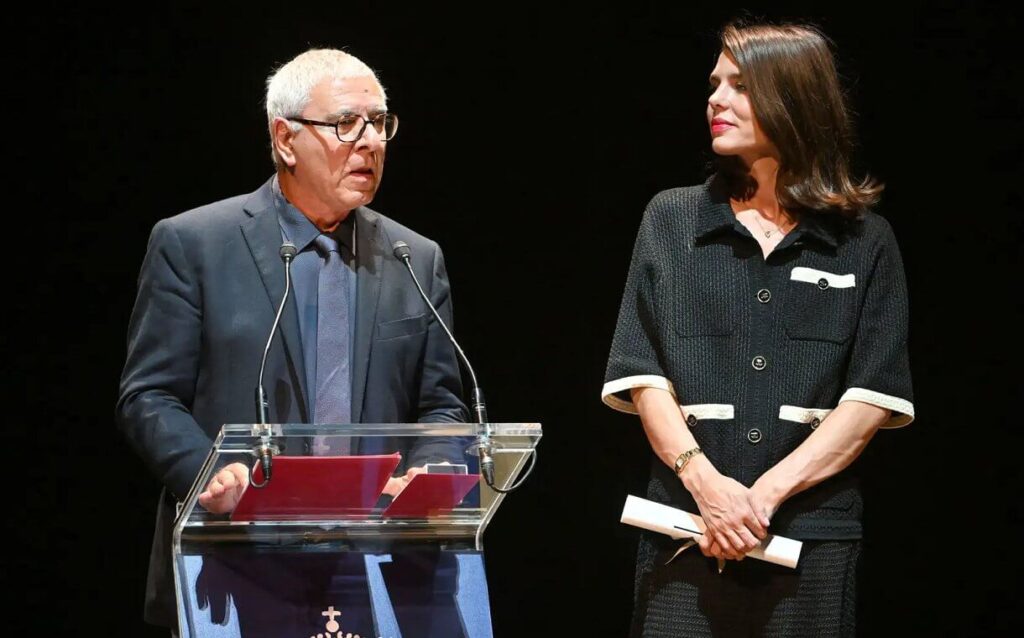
172;422;541;638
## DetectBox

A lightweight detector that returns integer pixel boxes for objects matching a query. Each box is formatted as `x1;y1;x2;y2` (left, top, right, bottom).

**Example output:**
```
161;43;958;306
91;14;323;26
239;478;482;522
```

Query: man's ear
271;118;298;168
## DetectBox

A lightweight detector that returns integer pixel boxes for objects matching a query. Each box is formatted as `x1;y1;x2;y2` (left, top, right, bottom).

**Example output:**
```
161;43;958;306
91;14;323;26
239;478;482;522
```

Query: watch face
674;448;701;474
674;453;688;474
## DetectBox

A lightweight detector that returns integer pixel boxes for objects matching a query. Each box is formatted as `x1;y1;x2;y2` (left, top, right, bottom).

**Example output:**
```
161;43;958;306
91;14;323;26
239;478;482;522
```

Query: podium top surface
218;422;541;440
172;423;541;549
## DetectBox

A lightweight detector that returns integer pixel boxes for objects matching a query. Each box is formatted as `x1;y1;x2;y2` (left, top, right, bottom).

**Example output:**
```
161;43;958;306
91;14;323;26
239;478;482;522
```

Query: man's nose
354;122;384;150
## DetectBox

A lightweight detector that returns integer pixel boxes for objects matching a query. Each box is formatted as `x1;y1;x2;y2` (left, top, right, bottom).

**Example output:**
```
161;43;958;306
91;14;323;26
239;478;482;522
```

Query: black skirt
632;534;860;638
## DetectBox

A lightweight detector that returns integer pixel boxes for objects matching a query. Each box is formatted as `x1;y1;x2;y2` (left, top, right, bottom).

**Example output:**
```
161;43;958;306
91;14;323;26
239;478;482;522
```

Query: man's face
287;75;388;214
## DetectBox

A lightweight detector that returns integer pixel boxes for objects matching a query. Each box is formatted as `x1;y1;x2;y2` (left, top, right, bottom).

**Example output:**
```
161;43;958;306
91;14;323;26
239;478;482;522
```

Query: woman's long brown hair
717;22;883;218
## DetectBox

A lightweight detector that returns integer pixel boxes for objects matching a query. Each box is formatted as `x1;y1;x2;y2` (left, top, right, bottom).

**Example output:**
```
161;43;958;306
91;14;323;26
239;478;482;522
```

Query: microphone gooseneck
250;241;297;488
392;241;483;414
392;240;536;493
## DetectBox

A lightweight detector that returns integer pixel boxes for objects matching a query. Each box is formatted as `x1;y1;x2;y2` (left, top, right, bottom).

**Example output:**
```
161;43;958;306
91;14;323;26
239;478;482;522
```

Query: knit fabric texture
604;176;914;539
632;538;860;637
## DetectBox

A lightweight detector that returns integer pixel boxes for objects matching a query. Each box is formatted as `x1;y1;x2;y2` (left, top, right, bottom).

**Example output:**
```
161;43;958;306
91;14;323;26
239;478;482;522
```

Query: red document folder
230;454;402;521
382;473;480;518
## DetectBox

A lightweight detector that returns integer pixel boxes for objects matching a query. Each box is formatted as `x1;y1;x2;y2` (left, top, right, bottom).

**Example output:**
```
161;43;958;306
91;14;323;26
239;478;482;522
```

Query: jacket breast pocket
376;313;429;340
782;267;859;344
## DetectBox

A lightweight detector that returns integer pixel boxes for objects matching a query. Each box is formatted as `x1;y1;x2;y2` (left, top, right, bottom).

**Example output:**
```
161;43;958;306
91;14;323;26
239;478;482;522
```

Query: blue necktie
312;233;351;454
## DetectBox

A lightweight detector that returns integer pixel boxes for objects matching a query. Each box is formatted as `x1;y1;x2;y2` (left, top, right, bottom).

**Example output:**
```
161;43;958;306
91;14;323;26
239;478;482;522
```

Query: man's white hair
265;48;387;168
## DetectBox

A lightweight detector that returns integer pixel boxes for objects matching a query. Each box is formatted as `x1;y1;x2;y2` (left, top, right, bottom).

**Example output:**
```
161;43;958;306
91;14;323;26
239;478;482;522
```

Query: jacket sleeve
602;198;677;415
407;241;471;466
838;219;915;427
116;219;213;499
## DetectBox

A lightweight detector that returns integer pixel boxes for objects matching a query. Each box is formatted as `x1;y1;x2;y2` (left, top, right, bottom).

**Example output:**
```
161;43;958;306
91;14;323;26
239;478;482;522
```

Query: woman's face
707;51;777;165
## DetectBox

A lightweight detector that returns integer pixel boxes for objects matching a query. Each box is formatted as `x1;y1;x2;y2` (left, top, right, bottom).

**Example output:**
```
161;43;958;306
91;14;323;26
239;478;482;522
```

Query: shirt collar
693;176;744;240
273;175;357;255
787;211;840;248
694;175;840;249
694;201;738;240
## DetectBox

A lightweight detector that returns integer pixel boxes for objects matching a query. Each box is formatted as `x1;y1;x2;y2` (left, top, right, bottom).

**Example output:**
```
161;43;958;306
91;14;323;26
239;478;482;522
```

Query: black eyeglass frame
287;113;399;142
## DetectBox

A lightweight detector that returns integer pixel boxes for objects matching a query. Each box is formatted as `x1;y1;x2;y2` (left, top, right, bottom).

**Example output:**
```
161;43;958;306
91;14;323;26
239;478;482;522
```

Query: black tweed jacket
603;175;913;539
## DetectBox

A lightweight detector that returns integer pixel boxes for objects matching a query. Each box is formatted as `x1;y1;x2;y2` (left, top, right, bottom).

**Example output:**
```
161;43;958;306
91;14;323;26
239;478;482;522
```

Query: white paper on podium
620;495;802;569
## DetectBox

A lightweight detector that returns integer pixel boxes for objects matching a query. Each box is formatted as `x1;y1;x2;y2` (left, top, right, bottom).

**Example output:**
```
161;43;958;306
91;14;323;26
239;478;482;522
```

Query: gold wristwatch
673;447;704;475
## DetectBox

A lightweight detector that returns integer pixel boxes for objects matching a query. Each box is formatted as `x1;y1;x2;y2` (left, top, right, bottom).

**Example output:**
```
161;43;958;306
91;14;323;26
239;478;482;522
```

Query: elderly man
117;48;468;631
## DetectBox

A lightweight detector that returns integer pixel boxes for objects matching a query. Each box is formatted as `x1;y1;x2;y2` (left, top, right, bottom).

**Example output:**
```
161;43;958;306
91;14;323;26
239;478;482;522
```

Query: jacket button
817;278;830;290
752;356;767;371
810;417;821;429
747;429;762;444
686;414;697;427
757;288;771;303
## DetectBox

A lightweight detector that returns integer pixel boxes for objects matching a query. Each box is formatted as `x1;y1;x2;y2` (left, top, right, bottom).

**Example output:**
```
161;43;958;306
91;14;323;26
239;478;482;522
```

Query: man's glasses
288;112;399;143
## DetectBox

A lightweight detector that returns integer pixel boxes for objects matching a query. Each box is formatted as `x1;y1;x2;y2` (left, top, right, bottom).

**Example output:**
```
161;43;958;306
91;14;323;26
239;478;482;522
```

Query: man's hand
198;462;249;514
684;457;770;561
382;466;428;498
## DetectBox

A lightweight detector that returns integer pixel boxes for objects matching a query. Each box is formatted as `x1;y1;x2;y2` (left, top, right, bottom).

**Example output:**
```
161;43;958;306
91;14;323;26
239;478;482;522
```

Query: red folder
382;473;480;518
230;454;402;521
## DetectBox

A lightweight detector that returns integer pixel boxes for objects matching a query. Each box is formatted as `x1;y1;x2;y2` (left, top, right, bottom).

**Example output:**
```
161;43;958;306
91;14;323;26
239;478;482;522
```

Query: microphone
250;241;297;488
392;241;487;422
393;240;535;493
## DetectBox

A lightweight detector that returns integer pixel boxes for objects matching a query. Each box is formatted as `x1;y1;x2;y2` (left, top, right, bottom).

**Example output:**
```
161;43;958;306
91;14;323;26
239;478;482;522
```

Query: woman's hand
748;475;783;525
682;457;770;560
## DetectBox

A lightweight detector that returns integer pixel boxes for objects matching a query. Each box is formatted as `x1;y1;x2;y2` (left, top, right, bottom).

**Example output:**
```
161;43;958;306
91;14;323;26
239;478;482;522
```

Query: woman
602;22;914;637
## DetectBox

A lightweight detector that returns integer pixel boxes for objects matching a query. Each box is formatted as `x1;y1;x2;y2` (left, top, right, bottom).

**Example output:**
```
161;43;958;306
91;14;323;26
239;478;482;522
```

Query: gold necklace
752;214;785;238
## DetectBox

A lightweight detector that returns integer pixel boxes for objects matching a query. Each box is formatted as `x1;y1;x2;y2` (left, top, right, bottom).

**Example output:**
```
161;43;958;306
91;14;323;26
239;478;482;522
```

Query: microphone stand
392;241;536;493
250;243;297;488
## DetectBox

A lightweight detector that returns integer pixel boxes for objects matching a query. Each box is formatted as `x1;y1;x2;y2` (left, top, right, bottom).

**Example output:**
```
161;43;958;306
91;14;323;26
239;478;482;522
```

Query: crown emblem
309;606;390;638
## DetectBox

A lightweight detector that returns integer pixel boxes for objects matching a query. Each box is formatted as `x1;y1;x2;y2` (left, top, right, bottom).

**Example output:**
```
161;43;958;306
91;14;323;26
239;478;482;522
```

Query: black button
757;288;771;303
686;414;697;427
747;429;762;444
752;356;767;371
810;417;821;429
817;278;830;290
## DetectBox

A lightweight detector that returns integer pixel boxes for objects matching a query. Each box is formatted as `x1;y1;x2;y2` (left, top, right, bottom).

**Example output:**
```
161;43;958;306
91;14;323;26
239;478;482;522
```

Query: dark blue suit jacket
116;177;468;626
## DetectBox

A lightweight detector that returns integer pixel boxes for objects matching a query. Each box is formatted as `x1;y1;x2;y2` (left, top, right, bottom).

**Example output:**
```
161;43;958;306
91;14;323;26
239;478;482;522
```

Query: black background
13;1;1021;636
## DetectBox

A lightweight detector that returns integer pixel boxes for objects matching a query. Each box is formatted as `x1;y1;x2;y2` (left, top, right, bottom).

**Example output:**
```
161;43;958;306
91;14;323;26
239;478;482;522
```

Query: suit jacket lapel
351;206;383;423
240;179;310;421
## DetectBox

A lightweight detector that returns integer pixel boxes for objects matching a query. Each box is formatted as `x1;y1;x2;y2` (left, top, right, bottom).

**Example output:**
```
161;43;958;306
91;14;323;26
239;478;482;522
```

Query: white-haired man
117;49;468;632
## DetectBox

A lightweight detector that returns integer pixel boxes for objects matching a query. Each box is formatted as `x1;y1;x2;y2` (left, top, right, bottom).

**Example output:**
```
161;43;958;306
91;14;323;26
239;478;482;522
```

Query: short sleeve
602;202;677;414
839;220;915;427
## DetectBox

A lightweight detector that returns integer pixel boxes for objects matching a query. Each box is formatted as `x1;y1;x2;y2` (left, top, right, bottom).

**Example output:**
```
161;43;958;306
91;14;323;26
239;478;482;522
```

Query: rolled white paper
620;495;802;569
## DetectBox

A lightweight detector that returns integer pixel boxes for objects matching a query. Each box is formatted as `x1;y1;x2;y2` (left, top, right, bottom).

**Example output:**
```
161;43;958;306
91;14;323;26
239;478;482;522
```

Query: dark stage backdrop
13;2;1020;636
